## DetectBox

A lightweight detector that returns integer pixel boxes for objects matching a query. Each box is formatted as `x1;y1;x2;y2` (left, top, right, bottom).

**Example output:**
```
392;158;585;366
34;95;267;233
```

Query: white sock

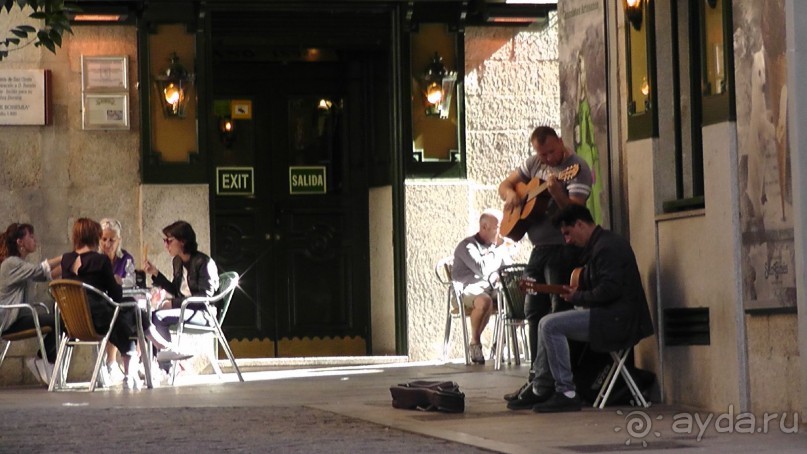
563;390;576;399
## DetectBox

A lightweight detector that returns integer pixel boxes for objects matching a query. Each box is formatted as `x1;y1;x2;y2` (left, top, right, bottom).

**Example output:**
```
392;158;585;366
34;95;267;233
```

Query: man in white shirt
452;209;513;364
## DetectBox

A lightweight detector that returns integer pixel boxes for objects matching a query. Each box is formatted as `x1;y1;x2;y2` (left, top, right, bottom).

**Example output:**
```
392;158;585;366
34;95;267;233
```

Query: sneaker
506;386;554;410
123;376;143;390
155;346;193;362
97;364;112;388
25;357;47;385
142;360;167;386
532;392;582;413
503;380;532;402
108;362;125;385
469;343;485;365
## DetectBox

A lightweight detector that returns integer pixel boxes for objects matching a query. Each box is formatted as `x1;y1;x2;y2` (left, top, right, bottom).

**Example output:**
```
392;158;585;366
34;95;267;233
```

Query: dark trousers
4;313;58;363
524;244;580;370
88;295;150;357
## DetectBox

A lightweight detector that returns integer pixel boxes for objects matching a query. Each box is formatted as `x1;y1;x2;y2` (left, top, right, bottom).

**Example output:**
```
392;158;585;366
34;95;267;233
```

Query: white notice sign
0;70;48;125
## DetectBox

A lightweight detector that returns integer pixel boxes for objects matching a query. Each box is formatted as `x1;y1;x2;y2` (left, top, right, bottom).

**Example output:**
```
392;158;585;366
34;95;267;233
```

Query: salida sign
289;166;326;195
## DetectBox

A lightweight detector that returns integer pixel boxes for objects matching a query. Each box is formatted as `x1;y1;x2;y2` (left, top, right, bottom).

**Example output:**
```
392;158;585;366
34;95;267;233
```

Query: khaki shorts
459;281;496;310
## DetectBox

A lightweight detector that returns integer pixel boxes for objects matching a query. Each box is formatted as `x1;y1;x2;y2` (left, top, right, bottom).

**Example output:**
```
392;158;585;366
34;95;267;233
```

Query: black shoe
532;392;582;413
506;386;554;410
503;381;531;402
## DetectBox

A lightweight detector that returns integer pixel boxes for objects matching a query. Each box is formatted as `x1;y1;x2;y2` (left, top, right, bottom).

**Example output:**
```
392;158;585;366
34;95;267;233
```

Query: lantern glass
153;52;194;119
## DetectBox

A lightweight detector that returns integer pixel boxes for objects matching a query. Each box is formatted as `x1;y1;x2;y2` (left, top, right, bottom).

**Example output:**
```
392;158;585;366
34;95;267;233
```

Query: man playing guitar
497;126;592;410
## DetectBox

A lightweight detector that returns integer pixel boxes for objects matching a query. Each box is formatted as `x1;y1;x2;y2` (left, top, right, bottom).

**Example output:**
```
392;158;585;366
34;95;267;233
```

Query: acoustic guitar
500;164;580;241
519;267;583;295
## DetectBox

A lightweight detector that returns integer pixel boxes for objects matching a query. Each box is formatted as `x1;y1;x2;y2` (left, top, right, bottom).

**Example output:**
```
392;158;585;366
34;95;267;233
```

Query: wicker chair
47;279;152;391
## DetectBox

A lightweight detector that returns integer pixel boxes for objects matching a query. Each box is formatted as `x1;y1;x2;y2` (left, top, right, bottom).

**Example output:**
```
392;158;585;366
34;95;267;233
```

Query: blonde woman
98;218;134;386
100;218;134;285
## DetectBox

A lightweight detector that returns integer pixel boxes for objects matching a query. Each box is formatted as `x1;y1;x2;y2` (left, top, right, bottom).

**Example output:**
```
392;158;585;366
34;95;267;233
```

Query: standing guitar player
497;126;592;409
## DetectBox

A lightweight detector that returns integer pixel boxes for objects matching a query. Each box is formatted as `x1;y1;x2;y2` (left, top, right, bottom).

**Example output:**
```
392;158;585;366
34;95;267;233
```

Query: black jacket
152;251;219;308
569;226;654;352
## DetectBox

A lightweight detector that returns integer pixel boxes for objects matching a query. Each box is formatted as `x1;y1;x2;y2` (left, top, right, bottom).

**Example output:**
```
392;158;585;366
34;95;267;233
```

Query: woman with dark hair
0;223;62;385
63;218;189;389
145;220;219;358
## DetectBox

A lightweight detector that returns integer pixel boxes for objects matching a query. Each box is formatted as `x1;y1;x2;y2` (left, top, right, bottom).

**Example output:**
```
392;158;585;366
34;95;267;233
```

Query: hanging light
624;0;643;31
219;117;236;148
153;52;194;118
422;52;457;119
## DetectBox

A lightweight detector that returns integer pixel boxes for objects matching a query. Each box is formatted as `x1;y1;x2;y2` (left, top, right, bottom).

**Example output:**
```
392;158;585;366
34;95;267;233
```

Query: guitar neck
525;181;549;202
522;282;566;294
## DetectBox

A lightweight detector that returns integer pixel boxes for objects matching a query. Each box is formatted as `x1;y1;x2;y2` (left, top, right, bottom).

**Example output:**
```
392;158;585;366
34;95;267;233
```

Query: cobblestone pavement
0;360;805;453
0;406;494;453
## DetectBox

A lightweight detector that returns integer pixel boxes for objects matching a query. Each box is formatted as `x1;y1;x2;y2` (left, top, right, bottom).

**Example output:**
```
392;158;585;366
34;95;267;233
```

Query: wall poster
558;0;609;227
734;0;795;311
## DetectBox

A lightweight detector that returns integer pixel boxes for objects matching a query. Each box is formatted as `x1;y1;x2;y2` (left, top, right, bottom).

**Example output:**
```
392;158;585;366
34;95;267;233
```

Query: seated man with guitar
498;126;592;409
523;204;654;412
452;209;514;364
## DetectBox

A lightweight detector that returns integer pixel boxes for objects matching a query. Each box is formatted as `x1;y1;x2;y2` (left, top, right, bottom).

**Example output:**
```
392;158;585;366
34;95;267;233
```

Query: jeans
532;309;590;393
524;244;579;368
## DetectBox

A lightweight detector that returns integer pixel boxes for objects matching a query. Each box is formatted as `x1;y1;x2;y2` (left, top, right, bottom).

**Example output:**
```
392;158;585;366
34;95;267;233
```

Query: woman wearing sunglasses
144;221;219;369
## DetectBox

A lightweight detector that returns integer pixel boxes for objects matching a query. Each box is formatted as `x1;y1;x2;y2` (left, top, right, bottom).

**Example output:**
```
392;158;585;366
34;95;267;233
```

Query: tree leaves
0;0;74;61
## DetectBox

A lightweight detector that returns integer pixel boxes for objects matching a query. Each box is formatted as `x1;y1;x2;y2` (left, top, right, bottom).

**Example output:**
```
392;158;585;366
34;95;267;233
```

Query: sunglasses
163;237;176;245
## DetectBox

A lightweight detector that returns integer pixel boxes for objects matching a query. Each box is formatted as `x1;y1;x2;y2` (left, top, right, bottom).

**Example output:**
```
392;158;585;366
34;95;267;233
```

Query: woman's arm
194;257;219;297
145;259;179;297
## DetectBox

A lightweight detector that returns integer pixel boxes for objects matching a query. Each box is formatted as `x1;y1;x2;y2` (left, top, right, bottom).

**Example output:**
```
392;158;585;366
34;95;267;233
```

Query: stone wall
405;18;559;361
0;15;211;385
0;15;142;384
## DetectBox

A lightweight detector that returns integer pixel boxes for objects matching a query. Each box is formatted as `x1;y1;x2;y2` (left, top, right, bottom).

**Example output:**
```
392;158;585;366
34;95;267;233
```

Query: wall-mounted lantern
625;0;643;31
422;52;457;119
153;52;194;118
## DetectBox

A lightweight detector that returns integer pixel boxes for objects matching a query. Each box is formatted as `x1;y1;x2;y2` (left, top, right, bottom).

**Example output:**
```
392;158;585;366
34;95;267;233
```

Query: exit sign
216;167;254;196
289;166;326;195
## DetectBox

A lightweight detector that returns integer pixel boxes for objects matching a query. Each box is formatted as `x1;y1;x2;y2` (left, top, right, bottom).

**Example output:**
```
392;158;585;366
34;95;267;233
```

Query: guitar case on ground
389;380;465;413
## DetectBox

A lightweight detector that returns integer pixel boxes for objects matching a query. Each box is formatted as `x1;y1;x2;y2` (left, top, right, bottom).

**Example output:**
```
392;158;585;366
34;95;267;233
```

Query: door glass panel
288;96;343;193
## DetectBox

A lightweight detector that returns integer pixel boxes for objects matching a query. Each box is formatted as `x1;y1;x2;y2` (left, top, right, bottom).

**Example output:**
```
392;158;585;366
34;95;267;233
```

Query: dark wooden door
210;58;372;357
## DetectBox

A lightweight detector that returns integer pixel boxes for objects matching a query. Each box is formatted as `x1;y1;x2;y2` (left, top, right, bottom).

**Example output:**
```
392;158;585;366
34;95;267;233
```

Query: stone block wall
0;16;142;385
0;15;212;385
405;19;559;361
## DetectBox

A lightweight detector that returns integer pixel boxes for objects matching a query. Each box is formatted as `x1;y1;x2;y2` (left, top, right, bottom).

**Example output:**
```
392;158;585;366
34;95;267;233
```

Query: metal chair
435;256;470;365
593;348;650;409
47;279;152;391
169;271;243;384
491;264;530;370
0;303;52;382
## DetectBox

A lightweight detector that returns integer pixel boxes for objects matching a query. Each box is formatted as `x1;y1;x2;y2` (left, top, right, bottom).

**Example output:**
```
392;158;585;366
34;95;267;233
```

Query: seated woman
0;223;61;385
145;221;219;365
97;218;135;386
62;218;188;389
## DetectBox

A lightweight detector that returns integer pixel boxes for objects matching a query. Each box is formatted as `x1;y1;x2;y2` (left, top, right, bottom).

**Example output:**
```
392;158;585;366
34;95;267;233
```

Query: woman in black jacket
145;221;220;357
